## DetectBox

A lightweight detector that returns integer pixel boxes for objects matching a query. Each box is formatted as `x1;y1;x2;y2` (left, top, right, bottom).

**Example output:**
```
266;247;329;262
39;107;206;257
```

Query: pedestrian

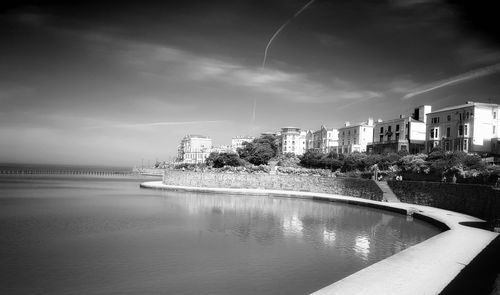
442;175;446;182
452;174;457;183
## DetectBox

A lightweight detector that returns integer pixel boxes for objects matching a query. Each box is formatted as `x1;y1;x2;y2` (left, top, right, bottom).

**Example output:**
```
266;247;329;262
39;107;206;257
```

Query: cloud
83;120;229;130
0;85;34;102
403;63;500;99
80;32;379;104
455;41;500;67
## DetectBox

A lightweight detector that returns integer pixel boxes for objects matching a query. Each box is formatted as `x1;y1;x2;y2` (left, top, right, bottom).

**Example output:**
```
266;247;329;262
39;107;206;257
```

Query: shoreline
140;180;499;295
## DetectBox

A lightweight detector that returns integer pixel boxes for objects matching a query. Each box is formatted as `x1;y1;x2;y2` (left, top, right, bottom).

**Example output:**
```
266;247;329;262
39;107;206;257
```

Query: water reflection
283;214;303;237
323;229;336;245
171;192;439;257
354;235;370;260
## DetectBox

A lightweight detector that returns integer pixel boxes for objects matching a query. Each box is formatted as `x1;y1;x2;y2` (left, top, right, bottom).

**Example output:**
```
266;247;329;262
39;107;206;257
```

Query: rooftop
429;101;499;114
183;134;211;139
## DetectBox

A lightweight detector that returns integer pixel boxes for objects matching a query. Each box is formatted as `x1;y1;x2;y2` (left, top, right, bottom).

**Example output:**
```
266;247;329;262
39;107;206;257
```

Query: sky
1;0;499;167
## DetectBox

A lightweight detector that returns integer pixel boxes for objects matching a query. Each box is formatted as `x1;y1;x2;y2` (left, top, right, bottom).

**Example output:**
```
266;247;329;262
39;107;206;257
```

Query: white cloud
82;33;379;104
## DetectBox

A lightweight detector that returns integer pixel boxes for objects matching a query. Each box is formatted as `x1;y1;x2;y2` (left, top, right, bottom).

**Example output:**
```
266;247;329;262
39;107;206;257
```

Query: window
459;124;469;136
447;115;451;121
354;138;357;144
396;124;400;131
380;135;383;142
354;130;357;134
430;128;439;139
380;127;384;133
431;117;440;124
395;133;399;141
446;127;450;138
388;126;392;132
494;126;496;134
348;140;350;145
494;112;497;119
466;112;470;119
348;130;350;135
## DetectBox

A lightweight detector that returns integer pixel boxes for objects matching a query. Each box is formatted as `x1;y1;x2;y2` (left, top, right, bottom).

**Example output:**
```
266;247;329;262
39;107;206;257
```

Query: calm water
0;174;440;294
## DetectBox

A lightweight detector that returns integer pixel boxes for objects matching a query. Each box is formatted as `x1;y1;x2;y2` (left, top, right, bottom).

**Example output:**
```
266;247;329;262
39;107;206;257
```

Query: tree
300;150;323;168
238;134;279;165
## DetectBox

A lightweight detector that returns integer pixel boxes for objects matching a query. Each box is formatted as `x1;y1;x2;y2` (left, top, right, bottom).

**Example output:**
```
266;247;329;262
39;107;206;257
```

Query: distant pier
0;169;134;176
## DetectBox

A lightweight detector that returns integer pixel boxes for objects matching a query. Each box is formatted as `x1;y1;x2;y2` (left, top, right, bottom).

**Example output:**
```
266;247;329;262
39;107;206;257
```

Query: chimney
377;118;383;123
344;121;350;127
367;118;374;126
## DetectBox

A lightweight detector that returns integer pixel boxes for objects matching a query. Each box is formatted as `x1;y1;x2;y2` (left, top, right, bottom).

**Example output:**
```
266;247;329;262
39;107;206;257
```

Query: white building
211;145;233;154
177;135;212;164
310;125;339;153
231;136;255;151
336;118;374;154
281;127;307;155
426;101;499;154
369;105;431;154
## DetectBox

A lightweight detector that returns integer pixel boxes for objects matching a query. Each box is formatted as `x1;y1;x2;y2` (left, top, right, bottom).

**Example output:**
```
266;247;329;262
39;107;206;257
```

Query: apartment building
177;134;212;164
309;125;339;153
231;136;255;151
281;127;307;155
369;105;431;154
336;118;374;154
426;101;499;153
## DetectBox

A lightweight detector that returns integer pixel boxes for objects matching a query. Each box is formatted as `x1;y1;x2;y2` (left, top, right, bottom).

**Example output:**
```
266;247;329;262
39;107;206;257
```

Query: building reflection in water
354;234;370;260
168;191;440;261
283;214;303;237
323;228;336;245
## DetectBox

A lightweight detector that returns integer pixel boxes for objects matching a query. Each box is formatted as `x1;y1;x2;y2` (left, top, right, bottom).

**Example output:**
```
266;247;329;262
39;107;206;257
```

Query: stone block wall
163;170;383;201
388;180;500;224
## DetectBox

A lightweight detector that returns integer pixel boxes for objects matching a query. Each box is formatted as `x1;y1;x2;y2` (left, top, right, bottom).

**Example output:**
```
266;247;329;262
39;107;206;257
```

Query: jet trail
403;63;500;99
262;0;316;69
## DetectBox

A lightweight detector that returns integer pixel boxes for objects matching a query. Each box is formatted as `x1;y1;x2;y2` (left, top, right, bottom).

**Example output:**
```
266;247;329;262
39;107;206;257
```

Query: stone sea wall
388;180;500;224
163;170;383;201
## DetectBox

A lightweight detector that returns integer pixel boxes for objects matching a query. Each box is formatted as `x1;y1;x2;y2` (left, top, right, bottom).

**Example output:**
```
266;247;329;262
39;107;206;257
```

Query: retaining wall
162;170;383;201
388;180;500;225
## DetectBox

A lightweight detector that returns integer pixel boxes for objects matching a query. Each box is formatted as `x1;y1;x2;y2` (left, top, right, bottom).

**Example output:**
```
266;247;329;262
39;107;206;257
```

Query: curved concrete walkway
140;181;498;295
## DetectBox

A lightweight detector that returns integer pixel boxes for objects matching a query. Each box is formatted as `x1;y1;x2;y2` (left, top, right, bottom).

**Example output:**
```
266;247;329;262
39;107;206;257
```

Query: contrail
262;0;316;69
254;0;315;128
251;99;256;122
403;62;500;100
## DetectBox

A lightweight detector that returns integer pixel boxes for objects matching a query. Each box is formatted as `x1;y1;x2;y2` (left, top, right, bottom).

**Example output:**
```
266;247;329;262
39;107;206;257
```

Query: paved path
375;180;401;202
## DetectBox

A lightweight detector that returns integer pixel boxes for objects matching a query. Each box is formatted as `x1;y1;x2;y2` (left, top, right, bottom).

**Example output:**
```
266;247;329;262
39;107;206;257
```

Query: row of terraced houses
177;101;500;164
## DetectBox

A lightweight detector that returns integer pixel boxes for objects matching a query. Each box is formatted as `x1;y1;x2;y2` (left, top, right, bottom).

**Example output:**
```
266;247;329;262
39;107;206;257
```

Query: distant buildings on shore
176;100;500;163
177;135;212;164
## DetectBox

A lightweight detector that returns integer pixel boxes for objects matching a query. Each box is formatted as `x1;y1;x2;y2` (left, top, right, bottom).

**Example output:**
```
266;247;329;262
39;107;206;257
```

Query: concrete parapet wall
163;170;383;201
388;180;500;224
